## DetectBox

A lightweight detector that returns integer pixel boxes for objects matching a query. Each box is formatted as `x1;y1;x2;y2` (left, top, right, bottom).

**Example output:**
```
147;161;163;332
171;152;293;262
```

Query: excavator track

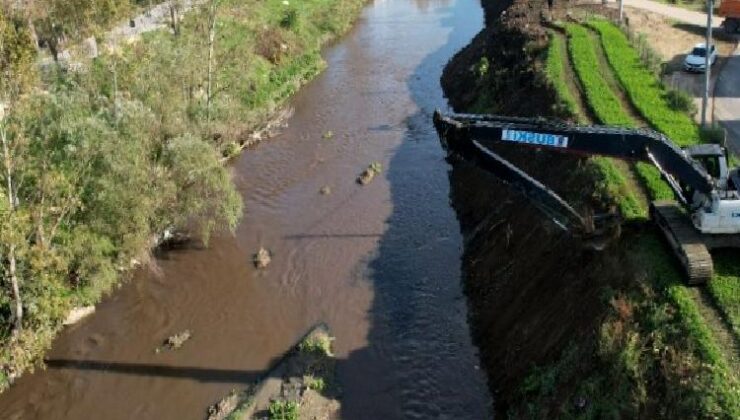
651;201;713;285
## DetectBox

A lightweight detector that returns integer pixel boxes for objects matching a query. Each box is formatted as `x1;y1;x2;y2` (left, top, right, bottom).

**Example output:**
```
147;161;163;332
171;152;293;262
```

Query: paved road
619;0;723;28
714;47;740;154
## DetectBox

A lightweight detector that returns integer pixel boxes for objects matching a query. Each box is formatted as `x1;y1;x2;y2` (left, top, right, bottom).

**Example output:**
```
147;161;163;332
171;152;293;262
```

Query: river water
0;0;491;418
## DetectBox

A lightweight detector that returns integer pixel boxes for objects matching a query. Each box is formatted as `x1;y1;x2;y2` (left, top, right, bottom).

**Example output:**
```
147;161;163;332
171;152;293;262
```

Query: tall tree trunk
206;0;218;122
1;127;22;333
169;4;179;36
26;18;40;52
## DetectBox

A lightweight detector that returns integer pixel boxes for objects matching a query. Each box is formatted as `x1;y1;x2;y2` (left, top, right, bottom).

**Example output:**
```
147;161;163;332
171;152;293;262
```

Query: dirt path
553;31;594;123
561;25;650;208
587;29;647;126
690;288;740;375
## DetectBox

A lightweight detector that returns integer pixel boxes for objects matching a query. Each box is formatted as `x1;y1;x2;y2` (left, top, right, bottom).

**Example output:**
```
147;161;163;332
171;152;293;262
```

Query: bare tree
169;0;182;36
1;124;22;334
206;0;220;122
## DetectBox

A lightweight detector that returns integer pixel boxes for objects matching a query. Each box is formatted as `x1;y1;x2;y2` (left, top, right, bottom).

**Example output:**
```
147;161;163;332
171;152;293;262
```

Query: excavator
433;111;740;284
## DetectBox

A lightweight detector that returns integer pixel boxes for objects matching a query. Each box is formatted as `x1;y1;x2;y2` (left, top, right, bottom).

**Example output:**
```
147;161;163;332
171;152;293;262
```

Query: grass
588;20;699;146
564;24;634;127
304;375;326;392
268;400;299;420
298;333;333;356
545;33;582;121
511;235;739;418
565;22;681;204
710;254;740;340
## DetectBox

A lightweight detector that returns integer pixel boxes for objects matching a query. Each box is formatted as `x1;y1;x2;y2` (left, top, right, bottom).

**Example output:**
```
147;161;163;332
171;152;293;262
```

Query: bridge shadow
283;233;382;240
45;359;264;384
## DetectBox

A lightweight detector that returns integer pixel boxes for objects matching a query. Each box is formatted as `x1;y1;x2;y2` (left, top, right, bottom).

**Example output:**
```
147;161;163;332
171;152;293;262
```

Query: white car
684;43;718;72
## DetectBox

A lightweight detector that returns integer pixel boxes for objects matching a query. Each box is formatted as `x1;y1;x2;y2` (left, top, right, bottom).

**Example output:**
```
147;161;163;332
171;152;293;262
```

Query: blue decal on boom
501;129;569;148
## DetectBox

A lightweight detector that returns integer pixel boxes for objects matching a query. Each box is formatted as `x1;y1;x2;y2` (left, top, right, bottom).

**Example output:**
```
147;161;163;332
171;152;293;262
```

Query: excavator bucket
434;110;620;250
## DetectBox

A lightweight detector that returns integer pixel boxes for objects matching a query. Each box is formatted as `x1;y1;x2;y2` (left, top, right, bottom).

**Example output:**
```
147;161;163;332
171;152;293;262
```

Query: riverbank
0;0;365;393
442;0;739;417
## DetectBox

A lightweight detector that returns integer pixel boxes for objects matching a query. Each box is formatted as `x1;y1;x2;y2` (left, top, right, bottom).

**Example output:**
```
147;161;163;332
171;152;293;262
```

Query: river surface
0;0;491;418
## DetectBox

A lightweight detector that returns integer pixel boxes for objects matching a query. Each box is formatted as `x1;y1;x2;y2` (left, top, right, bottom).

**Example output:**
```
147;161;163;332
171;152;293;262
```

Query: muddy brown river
0;0;491;418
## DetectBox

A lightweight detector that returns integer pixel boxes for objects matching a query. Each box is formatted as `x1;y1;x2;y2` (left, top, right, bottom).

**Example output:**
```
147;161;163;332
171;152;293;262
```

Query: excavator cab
685;144;728;189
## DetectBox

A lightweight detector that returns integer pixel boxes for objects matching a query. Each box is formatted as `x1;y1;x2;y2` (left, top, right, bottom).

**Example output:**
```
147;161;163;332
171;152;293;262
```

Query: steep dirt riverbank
0;1;492;418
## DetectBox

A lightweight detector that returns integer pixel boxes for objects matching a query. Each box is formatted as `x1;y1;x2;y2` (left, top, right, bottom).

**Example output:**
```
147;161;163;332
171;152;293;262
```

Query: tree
205;0;221;122
0;6;39;334
162;133;242;244
169;0;183;36
0;122;23;333
0;7;38;101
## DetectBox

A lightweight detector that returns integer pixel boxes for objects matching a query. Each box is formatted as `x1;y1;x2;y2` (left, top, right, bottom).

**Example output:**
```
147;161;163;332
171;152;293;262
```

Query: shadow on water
338;1;492;418
45;359;265;383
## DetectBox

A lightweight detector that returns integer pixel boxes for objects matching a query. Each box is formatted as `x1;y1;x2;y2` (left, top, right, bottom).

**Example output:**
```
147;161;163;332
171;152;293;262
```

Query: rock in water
357;162;383;185
164;330;192;350
254;247;272;269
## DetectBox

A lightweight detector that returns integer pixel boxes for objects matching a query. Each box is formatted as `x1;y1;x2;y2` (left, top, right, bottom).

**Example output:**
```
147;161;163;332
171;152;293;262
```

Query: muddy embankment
441;0;638;415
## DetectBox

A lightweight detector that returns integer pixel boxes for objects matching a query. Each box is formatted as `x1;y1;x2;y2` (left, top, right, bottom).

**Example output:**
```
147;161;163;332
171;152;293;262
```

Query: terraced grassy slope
564;25;634;127
555;26;645;220
589;19;740;352
535;22;740;417
588;20;699;146
545;33;582;121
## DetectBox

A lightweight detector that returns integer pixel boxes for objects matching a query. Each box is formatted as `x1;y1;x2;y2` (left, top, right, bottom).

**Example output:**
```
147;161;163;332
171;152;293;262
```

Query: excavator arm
434;111;714;197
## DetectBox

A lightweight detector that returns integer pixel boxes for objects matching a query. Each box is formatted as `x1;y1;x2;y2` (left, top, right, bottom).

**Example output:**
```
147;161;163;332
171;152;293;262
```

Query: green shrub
268;400;299;420
305;375;326;392
664;89;695;113
298;334;332;355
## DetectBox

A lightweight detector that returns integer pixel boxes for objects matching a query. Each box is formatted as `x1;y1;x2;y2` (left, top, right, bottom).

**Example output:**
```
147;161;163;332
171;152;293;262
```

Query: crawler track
651;201;713;284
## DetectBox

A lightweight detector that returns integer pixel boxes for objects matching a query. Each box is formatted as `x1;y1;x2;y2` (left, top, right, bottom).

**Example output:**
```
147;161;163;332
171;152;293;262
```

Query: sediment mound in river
207;324;340;420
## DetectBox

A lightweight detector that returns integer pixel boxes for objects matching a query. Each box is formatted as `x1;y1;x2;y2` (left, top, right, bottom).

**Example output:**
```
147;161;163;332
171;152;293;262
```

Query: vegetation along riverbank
0;0;365;392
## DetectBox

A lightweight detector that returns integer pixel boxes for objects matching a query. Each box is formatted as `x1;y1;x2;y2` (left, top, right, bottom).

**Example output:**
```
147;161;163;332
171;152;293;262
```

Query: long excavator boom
434;112;714;197
434;111;740;284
